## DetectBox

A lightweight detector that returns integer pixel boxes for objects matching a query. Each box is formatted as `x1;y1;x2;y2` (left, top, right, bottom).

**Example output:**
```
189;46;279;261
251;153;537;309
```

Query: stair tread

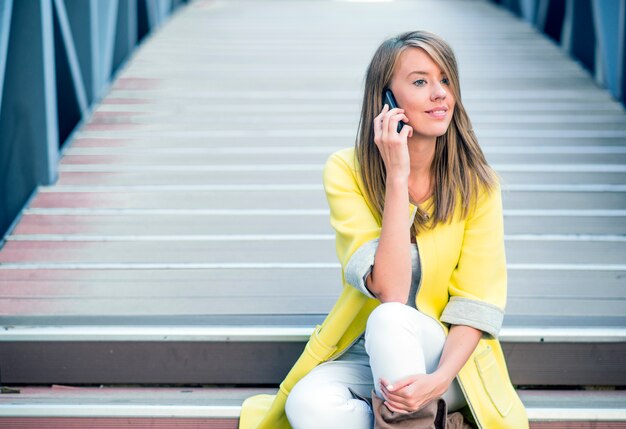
1;322;625;343
0;387;624;420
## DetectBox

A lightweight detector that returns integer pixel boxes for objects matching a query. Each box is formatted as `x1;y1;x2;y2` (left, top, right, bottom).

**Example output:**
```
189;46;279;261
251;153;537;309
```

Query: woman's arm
434;324;482;386
366;175;412;303
378;324;482;413
365;104;414;303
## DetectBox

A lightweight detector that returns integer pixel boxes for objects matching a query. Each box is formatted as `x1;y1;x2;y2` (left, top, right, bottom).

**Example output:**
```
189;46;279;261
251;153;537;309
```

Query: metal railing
491;0;625;107
0;0;189;242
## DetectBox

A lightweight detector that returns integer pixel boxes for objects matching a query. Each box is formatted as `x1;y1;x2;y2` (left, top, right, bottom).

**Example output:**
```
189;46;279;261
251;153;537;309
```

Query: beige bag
372;391;475;429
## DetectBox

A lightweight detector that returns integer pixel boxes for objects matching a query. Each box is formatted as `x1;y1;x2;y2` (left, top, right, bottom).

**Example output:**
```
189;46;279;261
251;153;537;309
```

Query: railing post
0;0;189;240
0;0;59;243
490;0;625;106
561;0;596;72
592;0;625;101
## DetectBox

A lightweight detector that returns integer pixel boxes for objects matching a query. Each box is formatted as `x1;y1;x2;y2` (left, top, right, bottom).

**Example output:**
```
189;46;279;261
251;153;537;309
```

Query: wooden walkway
0;0;625;425
0;387;624;427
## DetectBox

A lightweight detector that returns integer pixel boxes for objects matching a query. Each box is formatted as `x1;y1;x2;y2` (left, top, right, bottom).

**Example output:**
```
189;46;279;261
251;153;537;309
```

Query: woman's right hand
373;104;413;181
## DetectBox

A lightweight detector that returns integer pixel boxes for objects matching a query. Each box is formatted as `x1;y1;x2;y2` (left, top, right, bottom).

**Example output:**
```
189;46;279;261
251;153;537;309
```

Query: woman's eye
441;78;450;85
413;79;426;87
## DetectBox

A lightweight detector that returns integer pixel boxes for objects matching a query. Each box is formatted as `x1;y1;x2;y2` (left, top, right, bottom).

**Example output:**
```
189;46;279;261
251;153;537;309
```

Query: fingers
382;394;412;414
379;375;422;412
372;105;411;178
387;114;409;135
380;375;418;392
382;109;407;136
374;106;408;141
374;108;409;157
381;384;412;408
373;104;388;145
393;375;419;391
400;123;413;139
381;390;418;414
379;377;392;389
384;401;410;414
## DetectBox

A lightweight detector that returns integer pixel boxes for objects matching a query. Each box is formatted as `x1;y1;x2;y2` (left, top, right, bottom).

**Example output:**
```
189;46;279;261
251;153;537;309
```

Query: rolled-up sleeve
440;297;504;339
440;182;507;340
345;238;379;299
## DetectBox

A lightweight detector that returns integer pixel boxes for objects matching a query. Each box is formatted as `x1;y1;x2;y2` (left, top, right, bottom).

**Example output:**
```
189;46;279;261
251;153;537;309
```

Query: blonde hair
355;30;495;234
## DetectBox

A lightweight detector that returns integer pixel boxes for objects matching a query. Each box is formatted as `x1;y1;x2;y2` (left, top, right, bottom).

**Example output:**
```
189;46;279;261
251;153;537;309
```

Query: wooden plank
23;190;626;210
0;386;271;407
0;418;237;428
1;390;625;429
27;191;330;209
11;212;626;235
2;388;625;428
1;268;623;318
51;170;626;186
1;295;623;318
0;239;624;265
500;192;624;210
94;102;625;115
0;268;622;298
56;152;626;165
11;214;335;234
66;136;626;149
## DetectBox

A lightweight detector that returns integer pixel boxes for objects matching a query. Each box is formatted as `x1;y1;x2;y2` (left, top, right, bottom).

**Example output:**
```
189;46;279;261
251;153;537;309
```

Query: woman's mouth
425;107;448;119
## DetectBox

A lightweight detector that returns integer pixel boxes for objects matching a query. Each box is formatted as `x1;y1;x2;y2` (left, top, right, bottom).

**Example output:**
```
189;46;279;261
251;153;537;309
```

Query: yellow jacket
239;148;528;429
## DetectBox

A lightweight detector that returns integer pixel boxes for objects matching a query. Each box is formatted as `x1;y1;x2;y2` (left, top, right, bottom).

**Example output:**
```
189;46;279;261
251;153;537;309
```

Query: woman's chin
411;128;449;139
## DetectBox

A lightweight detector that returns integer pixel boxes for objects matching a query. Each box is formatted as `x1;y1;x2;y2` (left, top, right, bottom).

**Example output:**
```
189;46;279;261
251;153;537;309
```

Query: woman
239;31;528;429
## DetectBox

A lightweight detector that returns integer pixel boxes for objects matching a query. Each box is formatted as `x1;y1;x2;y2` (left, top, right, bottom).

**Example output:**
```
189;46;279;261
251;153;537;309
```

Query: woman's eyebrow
407;70;445;77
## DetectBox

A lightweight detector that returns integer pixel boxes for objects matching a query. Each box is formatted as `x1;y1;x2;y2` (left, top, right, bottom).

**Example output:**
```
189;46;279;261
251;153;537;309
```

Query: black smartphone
382;88;405;133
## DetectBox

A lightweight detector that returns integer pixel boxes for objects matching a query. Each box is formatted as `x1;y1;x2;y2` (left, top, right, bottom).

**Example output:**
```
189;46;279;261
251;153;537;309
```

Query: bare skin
366;47;482;413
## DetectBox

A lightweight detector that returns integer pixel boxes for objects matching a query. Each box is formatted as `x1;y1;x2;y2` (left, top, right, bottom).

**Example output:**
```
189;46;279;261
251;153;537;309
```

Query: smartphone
382;88;405;133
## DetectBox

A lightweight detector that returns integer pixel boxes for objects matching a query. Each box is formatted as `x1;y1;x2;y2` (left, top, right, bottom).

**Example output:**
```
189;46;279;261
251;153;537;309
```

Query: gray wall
0;0;188;244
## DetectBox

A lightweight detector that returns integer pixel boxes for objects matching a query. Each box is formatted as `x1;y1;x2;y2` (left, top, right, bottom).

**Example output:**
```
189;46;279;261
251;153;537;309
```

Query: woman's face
389;47;455;140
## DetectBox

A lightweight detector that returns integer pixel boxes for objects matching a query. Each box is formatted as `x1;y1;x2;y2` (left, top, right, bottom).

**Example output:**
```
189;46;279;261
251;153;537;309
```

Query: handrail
0;0;190;241
490;0;625;107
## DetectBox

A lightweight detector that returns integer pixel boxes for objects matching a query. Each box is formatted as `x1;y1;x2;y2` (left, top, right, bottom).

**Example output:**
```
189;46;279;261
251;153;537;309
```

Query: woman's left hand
379;372;451;414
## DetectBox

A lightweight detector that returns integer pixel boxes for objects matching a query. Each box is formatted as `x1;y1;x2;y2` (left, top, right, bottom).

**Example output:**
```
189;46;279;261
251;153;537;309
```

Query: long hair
355;30;496;234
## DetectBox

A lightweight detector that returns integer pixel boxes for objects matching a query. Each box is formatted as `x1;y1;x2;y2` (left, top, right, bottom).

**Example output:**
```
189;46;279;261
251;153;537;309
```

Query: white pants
285;302;467;429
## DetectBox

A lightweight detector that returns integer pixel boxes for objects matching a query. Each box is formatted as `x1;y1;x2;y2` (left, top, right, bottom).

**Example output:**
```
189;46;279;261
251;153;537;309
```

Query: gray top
341;243;421;356
406;243;421;308
345;239;421;307
345;237;503;340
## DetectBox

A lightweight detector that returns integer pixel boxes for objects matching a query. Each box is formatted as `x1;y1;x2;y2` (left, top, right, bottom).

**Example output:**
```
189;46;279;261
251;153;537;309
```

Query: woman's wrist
432;368;455;393
385;175;409;193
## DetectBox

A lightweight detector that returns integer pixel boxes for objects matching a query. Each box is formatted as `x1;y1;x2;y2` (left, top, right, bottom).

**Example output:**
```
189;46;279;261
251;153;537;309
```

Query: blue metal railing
0;0;189;242
491;0;625;107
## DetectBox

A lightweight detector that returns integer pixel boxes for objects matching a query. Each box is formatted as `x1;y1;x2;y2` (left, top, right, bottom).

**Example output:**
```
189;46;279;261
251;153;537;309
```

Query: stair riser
1;341;625;386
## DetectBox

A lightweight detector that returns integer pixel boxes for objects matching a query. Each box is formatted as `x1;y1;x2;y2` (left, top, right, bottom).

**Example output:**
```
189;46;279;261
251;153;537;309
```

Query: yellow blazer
239;148;529;429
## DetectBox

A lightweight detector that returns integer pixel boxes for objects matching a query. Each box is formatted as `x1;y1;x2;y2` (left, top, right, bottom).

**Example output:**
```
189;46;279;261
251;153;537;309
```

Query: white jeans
285;302;467;429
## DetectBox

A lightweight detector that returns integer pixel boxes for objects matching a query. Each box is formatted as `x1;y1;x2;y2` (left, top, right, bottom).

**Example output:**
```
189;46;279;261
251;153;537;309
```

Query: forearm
367;177;412;303
434;324;482;386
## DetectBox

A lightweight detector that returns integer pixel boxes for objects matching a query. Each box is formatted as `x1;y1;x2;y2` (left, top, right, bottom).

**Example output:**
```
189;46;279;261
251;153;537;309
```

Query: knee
366;302;415;333
365;302;422;351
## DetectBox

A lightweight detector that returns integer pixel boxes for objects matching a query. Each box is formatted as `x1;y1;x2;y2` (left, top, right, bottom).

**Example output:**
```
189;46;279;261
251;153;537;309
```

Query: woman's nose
431;83;447;100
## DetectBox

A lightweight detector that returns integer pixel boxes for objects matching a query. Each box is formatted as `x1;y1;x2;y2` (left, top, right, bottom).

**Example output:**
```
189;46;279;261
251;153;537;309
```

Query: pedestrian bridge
0;0;625;428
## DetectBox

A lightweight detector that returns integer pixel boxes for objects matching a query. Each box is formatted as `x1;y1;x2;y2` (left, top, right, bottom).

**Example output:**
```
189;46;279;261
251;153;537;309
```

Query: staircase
0;0;625;427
